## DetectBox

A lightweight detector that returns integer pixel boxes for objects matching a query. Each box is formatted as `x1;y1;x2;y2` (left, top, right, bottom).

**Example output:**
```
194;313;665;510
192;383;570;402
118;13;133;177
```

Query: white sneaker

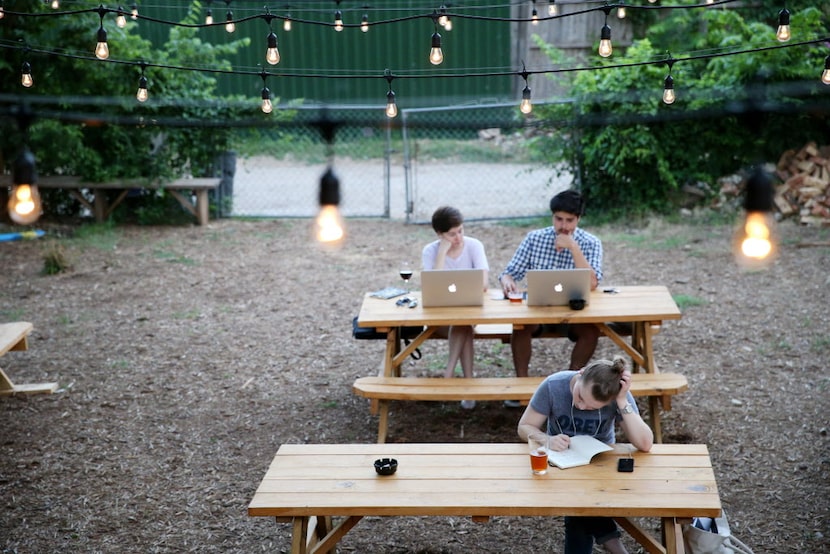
460;400;476;410
503;400;522;409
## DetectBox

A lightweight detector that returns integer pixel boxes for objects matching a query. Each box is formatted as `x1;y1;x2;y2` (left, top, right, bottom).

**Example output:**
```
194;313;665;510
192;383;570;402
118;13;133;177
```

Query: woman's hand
617;370;632;403
548;433;571;452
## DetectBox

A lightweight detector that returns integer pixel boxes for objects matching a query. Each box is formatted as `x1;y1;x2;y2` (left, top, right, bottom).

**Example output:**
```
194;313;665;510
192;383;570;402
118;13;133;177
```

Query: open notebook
547;435;612;469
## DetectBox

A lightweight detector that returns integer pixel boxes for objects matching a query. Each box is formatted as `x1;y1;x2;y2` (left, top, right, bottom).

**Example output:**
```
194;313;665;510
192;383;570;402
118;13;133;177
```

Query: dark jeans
564;516;621;554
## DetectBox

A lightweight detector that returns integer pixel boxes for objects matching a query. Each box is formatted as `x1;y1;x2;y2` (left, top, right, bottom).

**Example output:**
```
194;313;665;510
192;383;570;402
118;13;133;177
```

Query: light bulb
520;85;532;114
21;62;33;88
386;90;398;118
9;149;42;226
225;12;235;33
732;169;778;270
51;0;60;9
548;2;557;16
205;10;213;25
261;87;272;113
136;75;148;102
822;56;830;85
361;14;369;32
776;9;790;42
283;16;291;31
443;18;452;31
315;167;345;247
429;32;444;65
116;8;127;28
438;6;448;27
662;75;675;105
598;24;612;57
531;9;539;25
617;6;626;19
130;3;138;20
334;10;343;32
266;32;280;64
95;27;109;60
0;5;5;20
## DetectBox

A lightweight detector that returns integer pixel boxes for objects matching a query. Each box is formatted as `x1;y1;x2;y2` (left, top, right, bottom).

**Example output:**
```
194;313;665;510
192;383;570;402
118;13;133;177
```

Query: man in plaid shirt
499;190;603;382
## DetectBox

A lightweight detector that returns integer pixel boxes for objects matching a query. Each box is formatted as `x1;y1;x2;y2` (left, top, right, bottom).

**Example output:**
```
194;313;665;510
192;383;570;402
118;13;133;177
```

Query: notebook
526;268;591;307
420;269;485;308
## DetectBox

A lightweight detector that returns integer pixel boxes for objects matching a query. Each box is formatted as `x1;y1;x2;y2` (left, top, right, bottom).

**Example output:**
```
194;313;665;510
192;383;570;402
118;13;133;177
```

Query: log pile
715;142;830;226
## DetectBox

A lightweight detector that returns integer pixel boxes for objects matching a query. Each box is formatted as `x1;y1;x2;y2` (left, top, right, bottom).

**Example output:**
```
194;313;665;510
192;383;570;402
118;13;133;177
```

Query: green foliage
529;3;830;219
42;242;71;275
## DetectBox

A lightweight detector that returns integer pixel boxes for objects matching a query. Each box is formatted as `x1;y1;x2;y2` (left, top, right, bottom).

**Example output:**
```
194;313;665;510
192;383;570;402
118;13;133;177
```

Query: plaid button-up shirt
500;226;603;284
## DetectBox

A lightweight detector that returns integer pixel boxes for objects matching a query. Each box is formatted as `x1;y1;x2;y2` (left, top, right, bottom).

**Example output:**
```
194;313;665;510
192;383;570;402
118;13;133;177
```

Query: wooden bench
0;322;57;396
353;373;687;444
36;175;220;226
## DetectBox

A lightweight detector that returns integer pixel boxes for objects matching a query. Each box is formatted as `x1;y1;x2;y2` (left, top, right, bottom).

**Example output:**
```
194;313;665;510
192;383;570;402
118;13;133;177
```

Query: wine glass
399;261;413;288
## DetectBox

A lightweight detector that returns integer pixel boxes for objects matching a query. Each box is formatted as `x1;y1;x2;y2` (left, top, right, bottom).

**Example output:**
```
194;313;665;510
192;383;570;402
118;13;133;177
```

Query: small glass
399;261;413;286
528;435;549;475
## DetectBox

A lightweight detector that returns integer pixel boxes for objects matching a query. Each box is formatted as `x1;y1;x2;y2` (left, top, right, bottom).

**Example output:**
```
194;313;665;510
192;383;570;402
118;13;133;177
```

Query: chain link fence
229;103;572;222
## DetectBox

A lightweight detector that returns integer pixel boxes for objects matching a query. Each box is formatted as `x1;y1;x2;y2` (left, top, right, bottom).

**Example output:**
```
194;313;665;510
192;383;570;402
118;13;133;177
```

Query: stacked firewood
772;142;830;226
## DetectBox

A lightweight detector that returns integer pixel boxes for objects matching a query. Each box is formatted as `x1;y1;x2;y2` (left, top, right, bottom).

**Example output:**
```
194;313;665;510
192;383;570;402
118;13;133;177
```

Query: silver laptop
420;269;485;308
526;269;591;307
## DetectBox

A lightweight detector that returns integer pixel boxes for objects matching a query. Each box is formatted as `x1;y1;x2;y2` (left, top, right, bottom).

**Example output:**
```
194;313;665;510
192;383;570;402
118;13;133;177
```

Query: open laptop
526;268;592;307
420;269;485;308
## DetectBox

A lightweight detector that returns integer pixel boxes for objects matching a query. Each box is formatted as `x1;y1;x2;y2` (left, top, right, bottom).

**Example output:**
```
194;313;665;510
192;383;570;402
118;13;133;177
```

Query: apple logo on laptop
448;283;457;293
554;283;563;292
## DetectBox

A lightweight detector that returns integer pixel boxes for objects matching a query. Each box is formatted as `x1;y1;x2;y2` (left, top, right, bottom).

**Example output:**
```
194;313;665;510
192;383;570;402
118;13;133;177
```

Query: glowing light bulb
520;85;532;114
0;5;5;20
225;12;235;33
9;149;42;226
386;90;398;118
662;75;675;105
776;9;790;42
443;18;452;31
548;2;557;16
822;56;830;85
531;8;539;25
617;6;626;19
205;10;213;25
136;75;148;102
429;32;444;65
361;14;369;32
283;16;291;31
334;10;343;32
21;62;33;88
130;3;138;19
732;169;778;270
314;168;345;248
95;26;109;60
116;7;127;28
598;24;612;57
261;87;272;114
438;6;448;27
266;32;280;65
51;0;60;9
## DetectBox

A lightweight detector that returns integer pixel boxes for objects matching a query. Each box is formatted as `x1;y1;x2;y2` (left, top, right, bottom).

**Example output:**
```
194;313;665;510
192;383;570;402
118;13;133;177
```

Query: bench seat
353;373;687;444
0;322;58;396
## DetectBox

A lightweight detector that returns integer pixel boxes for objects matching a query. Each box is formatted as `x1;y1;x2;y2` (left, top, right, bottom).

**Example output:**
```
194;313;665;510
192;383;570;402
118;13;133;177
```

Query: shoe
460;400;476;410
503;400;522;409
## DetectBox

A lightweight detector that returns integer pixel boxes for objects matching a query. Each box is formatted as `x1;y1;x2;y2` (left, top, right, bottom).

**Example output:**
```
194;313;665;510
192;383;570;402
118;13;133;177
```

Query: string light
548;1;558;16
9;147;42;226
361;13;369;33
598;8;613;58
116;6;127;29
225;1;235;33
283;12;291;32
266;31;280;65
50;0;60;9
136;64;148;102
0;1;5;20
429;30;444;65
531;1;539;26
438;5;448;27
94;8;109;60
313;118;345;248
520;69;532;114
662;58;675;104
130;3;138;20
334;10;344;32
776;8;791;42
385;72;397;118
205;0;213;25
732;168;777;270
260;71;273;114
443;17;453;31
21;61;33;88
822;55;830;85
617;3;627;19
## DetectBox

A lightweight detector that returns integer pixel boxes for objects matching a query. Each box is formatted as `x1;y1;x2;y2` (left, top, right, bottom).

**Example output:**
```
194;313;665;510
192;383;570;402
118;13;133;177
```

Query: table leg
291;517;310;554
662;517;686;554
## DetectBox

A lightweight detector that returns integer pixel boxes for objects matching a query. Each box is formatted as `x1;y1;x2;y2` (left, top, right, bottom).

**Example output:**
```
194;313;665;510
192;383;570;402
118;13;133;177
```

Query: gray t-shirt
529;370;638;445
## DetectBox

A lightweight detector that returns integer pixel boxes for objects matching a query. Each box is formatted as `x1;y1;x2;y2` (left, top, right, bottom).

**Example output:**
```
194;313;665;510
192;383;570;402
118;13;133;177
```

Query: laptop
526;268;591;307
420;269;485;308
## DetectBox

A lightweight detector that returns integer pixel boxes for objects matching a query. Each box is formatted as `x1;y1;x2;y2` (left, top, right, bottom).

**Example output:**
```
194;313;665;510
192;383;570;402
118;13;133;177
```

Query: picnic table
0;322;57;396
248;442;721;554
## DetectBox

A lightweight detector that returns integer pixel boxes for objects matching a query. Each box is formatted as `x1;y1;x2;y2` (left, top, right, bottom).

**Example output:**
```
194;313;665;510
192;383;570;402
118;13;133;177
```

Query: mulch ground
1;216;828;553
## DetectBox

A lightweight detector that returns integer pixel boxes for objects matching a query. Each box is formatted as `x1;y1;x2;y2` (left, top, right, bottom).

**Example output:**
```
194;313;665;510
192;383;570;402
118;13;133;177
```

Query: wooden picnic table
0;322;57;396
356;285;682;376
248;442;721;554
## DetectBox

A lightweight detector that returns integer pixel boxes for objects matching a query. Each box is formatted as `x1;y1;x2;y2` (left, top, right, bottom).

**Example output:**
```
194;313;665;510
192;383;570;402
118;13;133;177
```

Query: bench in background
0;322;57;396
353;373;688;444
37;176;220;226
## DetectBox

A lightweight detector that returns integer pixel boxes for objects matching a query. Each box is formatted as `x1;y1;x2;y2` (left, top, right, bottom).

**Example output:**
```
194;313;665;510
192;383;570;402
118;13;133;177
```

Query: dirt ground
1;215;828;554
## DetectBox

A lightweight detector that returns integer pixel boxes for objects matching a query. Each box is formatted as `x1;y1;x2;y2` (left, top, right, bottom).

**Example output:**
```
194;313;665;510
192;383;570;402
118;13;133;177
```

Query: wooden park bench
353;372;688;444
36;175;220;226
0;322;57;396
